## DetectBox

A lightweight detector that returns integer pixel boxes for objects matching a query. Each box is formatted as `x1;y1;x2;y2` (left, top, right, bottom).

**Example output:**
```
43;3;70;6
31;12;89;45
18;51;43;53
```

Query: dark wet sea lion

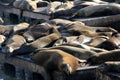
99;61;120;73
87;49;120;65
31;49;84;78
74;3;120;18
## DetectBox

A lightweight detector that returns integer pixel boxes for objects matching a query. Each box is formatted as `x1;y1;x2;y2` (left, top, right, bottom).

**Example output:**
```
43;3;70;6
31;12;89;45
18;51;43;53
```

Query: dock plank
0;53;49;80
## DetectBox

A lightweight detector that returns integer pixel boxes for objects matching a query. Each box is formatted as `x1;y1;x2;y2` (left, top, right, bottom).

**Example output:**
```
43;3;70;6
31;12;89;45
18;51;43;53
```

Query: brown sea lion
87;49;120;65
13;22;30;34
87;36;109;47
99;61;120;73
0;25;13;37
38;45;97;60
97;33;120;50
31;49;85;79
2;34;26;53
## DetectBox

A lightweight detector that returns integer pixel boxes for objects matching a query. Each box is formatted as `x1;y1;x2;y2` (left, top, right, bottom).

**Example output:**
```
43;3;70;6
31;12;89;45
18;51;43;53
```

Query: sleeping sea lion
2;34;26;54
6;27;61;57
23;23;54;42
38;45;97;60
97;33;120;50
31;49;85;79
87;49;120;65
74;3;120;18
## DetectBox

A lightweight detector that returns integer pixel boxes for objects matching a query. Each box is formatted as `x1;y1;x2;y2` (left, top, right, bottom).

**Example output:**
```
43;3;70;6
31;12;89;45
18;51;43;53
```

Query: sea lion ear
61;64;72;75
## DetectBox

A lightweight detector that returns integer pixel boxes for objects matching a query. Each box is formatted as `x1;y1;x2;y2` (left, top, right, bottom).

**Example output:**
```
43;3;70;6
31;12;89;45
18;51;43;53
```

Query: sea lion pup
39;45;97;60
98;61;120;73
87;49;120;65
6;27;61;57
73;3;120;18
97;33;120;50
31;49;85;79
2;34;26;54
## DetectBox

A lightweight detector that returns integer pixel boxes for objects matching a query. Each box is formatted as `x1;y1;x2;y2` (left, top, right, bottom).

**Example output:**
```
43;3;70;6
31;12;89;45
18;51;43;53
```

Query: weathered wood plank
0;5;50;20
0;53;50;80
22;11;50;20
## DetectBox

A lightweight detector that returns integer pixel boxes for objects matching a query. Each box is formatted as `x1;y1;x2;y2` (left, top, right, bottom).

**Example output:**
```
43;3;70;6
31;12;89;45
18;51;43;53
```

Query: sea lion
13;22;30;34
38;45;97;60
60;21;114;37
2;34;26;54
23;23;55;42
0;25;13;37
53;36;85;46
99;61;120;73
74;3;120;18
97;33;120;50
47;19;73;27
87;49;120;65
6;27;61;57
31;49;85;79
87;36;109;47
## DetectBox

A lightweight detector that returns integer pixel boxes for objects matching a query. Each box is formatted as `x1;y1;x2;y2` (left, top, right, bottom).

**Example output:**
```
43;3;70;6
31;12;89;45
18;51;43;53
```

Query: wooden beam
0;53;50;80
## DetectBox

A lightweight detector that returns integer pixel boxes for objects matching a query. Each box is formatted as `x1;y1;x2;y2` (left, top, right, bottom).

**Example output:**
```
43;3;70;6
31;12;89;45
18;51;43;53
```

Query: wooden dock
0;3;120;80
0;5;50;21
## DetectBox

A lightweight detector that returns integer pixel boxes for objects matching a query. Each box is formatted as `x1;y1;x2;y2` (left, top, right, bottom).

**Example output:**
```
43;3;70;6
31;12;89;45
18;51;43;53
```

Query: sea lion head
61;64;72;75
